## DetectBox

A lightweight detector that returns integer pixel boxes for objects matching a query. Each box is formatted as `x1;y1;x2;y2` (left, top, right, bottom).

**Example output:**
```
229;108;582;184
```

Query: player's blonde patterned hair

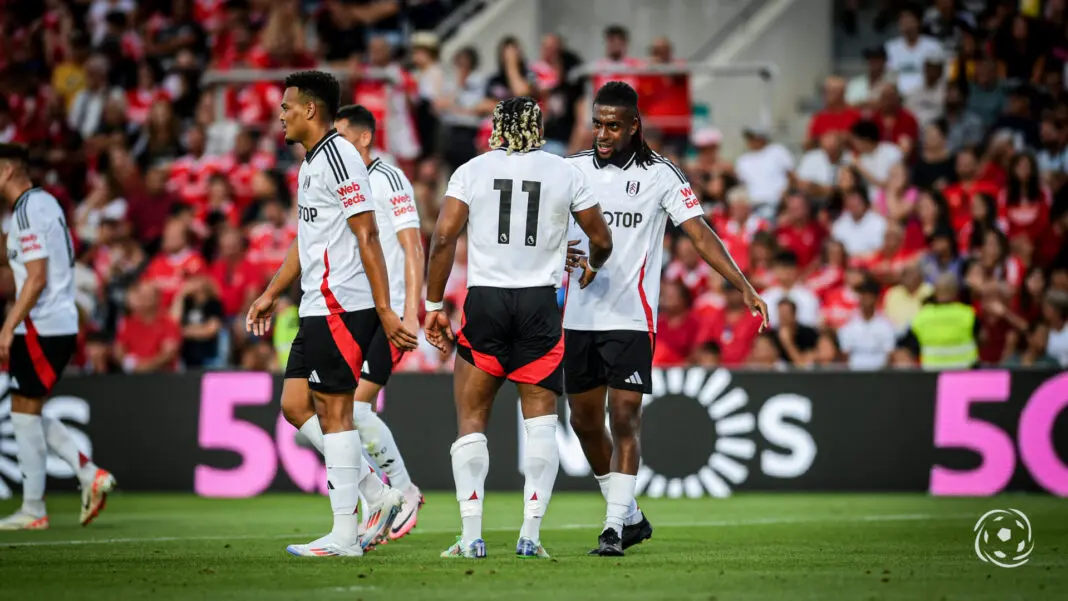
488;97;544;154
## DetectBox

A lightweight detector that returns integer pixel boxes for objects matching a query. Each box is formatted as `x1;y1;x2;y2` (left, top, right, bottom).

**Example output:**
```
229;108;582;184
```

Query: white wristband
587;261;600;273
425;299;444;312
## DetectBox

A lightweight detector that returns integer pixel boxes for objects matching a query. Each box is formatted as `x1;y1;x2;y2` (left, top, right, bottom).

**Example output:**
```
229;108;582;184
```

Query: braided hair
488;97;545;154
593;81;655;168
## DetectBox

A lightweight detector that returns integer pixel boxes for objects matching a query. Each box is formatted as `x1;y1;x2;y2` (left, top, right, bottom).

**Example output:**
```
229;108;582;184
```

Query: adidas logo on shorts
624;372;643;386
308;370;322;384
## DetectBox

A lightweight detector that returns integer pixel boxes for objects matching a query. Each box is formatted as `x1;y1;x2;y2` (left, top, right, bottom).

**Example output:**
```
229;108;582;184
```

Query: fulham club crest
626;181;641;196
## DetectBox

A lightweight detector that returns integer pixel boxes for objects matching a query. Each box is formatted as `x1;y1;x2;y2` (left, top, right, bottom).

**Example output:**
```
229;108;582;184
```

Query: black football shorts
284;309;380;393
564;329;655;395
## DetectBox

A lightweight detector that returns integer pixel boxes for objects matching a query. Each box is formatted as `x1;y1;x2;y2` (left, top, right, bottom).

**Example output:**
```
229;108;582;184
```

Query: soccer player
423;97;614;559
563;82;769;556
0;143;116;530
329;104;424;544
246;71;417;557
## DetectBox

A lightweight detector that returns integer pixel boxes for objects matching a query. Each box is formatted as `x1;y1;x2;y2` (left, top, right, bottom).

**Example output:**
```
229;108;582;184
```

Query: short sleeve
444;162;471;205
657;162;704;227
14;208;49;262
569;165;598;213
327;141;375;219
384;171;421;232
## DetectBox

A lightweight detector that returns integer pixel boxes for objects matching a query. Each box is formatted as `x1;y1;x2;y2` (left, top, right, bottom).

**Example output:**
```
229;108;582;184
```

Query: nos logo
517;367;817;498
0;374;92;500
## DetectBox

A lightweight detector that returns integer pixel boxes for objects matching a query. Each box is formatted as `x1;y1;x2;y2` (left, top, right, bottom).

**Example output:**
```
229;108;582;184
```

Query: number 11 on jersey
493;179;541;247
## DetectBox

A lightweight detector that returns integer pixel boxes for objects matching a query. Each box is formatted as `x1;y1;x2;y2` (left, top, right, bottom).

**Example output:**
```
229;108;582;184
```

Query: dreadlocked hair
488;97;544;154
593;81;656;168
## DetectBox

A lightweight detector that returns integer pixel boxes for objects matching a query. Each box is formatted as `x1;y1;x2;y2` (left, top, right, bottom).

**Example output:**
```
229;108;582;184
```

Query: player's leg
280;329;325;453
564;330;614;477
2;391;49;530
507;287;565;559
593;331;656;556
355;328;421;544
442;288;506;559
38;411;117;527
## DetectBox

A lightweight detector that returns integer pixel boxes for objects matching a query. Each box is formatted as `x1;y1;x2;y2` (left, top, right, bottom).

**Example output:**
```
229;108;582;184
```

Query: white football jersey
367;157;420;315
563;151;704;333
4;188;79;336
296;130;377;317
445;148;597;289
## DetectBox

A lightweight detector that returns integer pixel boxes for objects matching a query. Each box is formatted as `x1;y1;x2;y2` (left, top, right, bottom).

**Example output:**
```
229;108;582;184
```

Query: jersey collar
304;129;340;164
593;150;636;171
368;157;381;171
11;186;37;211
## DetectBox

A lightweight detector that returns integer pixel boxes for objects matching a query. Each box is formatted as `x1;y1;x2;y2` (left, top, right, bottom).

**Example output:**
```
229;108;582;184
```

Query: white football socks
604;472;637;537
451;432;489;543
11;413;47;517
41;416;97;485
323;431;363;546
353;401;412;491
298;414;325;453
520;415;559;543
595;472;643;528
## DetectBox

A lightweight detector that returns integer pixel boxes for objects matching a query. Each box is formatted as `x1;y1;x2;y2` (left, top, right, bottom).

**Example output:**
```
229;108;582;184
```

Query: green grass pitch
1;492;1065;600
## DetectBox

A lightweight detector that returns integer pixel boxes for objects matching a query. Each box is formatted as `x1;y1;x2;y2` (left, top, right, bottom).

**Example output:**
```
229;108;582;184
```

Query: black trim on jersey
566;150;595;159
323;141;349;184
593;150;636;171
370;160;403;192
652;154;687;183
305;130;340;164
14;187;39;230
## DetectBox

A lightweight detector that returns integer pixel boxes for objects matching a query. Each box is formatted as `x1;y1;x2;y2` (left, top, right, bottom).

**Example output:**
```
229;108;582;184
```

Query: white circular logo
635;367;816;499
973;509;1034;568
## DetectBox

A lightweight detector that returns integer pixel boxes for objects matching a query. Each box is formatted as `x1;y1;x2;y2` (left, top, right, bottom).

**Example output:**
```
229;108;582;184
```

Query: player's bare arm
0;257;45;359
246;238;300;337
347;211;418;351
424;195;469;350
568;205;614;289
0;257;47;364
679;216;769;330
397;227;425;337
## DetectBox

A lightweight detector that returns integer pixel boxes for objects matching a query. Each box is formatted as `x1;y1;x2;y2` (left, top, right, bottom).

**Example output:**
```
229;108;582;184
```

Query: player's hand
245;293;277;337
743;286;770;332
423;310;454;352
382;310;418;351
0;326;12;366
402;313;420;340
565;239;585;272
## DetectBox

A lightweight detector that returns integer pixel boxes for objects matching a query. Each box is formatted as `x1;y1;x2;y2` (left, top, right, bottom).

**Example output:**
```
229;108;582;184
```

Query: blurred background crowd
0;0;1066;376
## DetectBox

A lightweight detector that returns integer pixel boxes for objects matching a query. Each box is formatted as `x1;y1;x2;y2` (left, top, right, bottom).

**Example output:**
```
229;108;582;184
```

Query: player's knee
10;394;42;415
314;396;354;432
281;393;314;427
569;403;604;436
608;396;642;439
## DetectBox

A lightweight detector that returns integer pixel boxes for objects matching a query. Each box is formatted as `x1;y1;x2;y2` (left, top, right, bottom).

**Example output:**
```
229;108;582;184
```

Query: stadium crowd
0;0;1066;375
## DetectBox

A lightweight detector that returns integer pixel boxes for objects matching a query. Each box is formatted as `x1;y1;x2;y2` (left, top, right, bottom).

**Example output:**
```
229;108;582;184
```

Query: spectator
665;235;716;299
774;192;825;271
52;32;92;112
688;127;732;186
838;277;897;369
68;54;120;141
821;264;865;329
846;46;892;108
692;341;721;368
532;34;585;157
209;226;262;320
171;274;224;369
811;330;845;368
709;186;768;274
806;239;848;302
1002;321;1060;368
904;51;947;127
910;273;979;370
922;0;976;52
885;3;944;95
849;119;903;190
483;36;536;110
872;83;921;157
771;298;818;366
993;13;1043;81
1036;116;1068;190
140;218;208;309
921;227;964;285
991;86;1040;149
883;263;934;333
943;147;1000;229
967;57;1008;129
114;281;182;373
761;250;820;328
697;282;763;367
796;131;848;201
888;345;919;368
591;24;643;93
807;76;862;147
1044;290;1068;366
976;282;1028;364
942;85;985;153
734;126;794;218
654;280;699;367
353;35;421;173
913;121;955;190
832;184;887;259
641;37;691;156
437;46;487;171
1000;151;1051;243
746;333;786;370
873;162;919;222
